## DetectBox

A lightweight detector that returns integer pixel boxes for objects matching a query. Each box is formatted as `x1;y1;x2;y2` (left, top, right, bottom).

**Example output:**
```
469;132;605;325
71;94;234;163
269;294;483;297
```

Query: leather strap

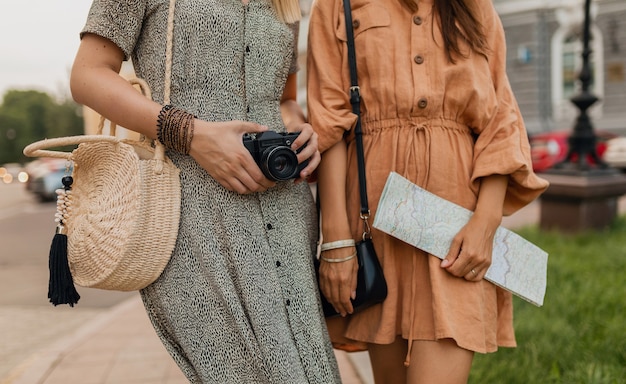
343;0;369;218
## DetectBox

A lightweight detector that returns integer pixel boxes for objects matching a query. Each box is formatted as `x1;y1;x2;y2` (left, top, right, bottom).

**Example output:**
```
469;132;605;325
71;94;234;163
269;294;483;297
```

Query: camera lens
261;146;299;181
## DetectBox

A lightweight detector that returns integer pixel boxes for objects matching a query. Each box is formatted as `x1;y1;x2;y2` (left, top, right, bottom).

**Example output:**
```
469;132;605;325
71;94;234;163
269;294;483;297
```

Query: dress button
418;98;428;109
286;299;291;306
266;223;273;230
413;16;423;25
352;19;360;29
414;55;424;64
276;261;281;267
245;45;250;53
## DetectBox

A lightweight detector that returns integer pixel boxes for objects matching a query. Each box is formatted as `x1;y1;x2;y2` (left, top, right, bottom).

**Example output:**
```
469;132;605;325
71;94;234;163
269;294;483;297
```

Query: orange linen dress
307;0;549;355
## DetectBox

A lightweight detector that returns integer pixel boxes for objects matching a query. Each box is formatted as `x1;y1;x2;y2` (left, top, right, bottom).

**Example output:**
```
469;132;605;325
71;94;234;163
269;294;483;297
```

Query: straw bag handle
24;0;176;161
23;135;126;160
24;78;156;159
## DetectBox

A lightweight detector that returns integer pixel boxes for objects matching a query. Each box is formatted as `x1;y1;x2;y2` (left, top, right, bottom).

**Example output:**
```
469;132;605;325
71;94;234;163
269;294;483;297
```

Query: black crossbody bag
315;0;388;318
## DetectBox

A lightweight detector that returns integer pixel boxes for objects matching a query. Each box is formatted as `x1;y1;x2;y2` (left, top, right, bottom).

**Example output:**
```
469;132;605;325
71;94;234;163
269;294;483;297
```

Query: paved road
0;183;134;381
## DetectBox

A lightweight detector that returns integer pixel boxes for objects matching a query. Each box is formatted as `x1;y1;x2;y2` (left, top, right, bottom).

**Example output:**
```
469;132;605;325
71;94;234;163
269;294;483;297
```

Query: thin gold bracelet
320;252;357;263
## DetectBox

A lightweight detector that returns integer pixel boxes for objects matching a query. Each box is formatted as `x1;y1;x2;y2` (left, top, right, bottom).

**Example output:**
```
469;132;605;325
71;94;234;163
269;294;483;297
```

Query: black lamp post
553;0;612;174
539;0;626;232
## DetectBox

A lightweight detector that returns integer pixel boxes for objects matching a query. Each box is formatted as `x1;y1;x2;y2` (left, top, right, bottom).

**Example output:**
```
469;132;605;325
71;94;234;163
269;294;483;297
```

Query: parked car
529;130;618;172
602;137;626;171
25;159;71;202
0;163;28;184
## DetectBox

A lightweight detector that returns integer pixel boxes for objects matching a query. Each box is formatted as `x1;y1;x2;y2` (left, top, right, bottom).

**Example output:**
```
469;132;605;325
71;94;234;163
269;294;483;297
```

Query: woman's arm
71;33;274;194
317;140;358;316
71;34;163;139
280;74;320;181
441;174;508;280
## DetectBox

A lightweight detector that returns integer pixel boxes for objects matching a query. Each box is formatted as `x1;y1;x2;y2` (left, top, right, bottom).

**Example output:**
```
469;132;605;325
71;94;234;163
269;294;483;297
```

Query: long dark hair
400;0;488;62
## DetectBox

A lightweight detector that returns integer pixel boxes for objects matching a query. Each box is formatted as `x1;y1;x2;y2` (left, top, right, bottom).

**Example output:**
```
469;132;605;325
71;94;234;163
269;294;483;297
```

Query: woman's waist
343;117;472;145
360;116;470;132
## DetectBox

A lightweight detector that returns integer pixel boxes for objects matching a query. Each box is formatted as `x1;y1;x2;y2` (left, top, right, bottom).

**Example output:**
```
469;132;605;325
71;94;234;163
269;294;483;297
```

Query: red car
529;130;618;172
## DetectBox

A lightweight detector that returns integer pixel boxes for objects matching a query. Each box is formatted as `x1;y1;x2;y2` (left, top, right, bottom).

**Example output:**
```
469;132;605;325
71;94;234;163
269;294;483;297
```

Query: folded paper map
372;172;548;306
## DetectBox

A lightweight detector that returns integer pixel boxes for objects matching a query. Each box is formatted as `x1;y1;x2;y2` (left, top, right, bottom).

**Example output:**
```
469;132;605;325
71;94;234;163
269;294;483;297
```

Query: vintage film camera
243;131;308;181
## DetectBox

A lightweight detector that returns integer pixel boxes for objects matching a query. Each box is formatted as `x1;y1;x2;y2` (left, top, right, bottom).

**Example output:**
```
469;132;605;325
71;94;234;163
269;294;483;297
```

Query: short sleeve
80;0;148;60
288;21;300;74
470;3;549;215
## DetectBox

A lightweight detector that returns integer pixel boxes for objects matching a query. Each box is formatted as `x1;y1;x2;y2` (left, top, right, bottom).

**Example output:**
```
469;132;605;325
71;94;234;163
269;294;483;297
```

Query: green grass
469;216;626;384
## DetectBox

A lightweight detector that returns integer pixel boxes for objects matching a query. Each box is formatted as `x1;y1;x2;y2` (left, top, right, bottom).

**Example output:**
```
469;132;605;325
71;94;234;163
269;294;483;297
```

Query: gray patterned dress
82;1;340;383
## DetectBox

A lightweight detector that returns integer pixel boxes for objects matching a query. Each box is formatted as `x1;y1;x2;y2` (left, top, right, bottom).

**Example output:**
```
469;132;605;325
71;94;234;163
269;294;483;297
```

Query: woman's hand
441;174;508;281
440;212;499;281
189;119;276;194
287;121;321;183
319;247;359;317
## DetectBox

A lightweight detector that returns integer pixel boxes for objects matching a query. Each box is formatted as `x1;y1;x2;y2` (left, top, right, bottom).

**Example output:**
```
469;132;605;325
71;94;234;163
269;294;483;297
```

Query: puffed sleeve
306;0;357;153
80;0;148;60
470;3;549;216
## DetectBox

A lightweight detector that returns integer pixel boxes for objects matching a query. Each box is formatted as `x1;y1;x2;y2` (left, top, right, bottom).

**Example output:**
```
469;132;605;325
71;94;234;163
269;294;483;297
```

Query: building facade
493;0;626;134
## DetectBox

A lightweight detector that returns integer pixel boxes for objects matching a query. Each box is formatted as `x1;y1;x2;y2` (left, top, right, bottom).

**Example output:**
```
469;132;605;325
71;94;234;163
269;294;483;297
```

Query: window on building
552;24;604;122
562;34;596;100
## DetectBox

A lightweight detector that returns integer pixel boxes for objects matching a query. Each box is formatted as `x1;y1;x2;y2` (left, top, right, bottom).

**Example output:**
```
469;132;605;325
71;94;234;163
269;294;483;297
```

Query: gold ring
471;269;477;276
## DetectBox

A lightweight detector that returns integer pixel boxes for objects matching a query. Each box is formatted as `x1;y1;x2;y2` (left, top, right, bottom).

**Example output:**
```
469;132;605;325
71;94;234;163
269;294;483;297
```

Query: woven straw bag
23;77;181;293
22;1;182;304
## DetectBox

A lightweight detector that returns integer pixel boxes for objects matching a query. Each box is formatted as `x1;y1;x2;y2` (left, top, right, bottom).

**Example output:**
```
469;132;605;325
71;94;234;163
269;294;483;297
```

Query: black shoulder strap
343;0;369;218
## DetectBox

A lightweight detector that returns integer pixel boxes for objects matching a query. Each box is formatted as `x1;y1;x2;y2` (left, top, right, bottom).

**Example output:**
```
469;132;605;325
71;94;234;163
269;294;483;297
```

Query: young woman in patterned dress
70;0;341;382
307;0;549;382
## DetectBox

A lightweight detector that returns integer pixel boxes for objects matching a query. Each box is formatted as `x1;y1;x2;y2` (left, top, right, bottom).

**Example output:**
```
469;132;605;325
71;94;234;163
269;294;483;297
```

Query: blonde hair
273;0;301;23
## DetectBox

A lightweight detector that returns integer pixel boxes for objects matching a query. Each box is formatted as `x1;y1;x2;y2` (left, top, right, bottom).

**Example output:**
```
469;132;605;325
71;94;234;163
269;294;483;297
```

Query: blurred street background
0;181;135;380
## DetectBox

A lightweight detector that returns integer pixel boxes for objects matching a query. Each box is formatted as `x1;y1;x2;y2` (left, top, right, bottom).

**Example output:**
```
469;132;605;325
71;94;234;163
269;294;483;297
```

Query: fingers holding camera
288;122;314;149
190;119;275;194
297;149;320;183
289;122;321;182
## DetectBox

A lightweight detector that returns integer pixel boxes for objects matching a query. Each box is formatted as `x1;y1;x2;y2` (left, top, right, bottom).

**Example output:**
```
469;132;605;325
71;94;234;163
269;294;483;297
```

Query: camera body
243;131;308;181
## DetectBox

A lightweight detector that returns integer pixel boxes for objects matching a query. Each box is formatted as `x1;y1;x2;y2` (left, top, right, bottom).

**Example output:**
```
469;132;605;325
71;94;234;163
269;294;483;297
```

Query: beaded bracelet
320;239;356;252
156;104;195;155
320;252;357;263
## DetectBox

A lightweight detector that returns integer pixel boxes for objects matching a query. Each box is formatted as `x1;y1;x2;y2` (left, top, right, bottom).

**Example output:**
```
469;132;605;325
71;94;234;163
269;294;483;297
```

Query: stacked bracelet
320;239;355;252
156;104;195;155
321;252;356;263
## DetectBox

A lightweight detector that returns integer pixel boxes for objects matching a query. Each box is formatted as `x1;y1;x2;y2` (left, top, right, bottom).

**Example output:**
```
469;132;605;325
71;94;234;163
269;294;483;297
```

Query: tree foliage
0;90;83;164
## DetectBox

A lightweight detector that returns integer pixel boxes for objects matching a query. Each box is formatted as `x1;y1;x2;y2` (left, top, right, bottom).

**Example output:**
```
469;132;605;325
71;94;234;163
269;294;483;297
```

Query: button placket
411;10;430;114
412;15;425;66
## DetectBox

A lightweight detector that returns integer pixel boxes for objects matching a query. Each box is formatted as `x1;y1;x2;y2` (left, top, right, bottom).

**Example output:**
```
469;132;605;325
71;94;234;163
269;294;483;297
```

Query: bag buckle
349;86;361;104
360;210;371;240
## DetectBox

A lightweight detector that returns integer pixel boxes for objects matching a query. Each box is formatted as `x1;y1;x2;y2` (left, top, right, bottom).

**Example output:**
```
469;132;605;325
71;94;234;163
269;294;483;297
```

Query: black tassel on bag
48;175;80;306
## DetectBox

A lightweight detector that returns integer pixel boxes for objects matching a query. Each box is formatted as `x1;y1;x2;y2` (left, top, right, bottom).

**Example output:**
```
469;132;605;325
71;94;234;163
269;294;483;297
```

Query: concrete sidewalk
7;295;185;384
7;196;625;384
5;294;370;384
